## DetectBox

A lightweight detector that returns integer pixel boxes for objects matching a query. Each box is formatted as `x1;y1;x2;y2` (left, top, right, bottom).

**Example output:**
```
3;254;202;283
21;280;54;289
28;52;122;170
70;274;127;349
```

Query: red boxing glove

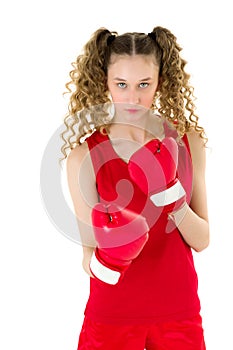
90;203;149;285
128;137;186;214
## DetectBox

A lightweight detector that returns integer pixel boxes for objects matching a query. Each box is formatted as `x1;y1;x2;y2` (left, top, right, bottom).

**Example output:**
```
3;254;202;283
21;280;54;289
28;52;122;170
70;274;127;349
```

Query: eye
139;82;149;88
117;82;127;89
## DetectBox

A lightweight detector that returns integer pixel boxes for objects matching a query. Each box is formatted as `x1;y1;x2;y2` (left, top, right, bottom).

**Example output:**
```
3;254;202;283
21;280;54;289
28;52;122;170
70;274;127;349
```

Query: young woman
61;26;209;350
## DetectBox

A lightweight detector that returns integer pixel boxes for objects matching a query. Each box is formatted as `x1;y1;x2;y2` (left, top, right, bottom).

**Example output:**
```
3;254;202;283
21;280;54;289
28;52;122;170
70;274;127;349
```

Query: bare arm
170;130;210;252
66;142;98;276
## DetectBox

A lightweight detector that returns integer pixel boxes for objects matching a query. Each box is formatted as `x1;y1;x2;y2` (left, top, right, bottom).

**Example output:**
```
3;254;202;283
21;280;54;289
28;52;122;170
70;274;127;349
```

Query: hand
128;137;186;214
90;203;149;285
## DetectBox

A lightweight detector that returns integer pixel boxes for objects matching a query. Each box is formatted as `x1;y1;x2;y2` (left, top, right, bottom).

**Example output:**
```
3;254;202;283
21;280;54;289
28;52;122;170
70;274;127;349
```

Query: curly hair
60;26;207;160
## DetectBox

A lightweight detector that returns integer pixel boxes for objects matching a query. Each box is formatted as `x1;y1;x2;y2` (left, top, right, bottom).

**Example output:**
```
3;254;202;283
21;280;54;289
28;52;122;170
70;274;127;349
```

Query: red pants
77;314;206;350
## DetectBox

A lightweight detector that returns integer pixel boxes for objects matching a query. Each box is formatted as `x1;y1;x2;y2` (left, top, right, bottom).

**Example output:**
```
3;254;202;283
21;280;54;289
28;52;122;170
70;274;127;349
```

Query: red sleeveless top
84;121;201;325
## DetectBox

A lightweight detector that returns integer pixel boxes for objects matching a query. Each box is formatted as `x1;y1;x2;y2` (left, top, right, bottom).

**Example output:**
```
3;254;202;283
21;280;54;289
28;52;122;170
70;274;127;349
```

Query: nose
127;89;140;105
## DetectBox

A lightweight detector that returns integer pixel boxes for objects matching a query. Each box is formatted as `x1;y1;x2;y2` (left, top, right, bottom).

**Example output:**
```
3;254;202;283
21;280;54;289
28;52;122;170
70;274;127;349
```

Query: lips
125;109;140;113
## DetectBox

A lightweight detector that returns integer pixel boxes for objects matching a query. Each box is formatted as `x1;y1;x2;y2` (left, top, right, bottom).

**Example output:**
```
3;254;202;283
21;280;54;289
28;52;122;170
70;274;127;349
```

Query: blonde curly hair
61;26;207;160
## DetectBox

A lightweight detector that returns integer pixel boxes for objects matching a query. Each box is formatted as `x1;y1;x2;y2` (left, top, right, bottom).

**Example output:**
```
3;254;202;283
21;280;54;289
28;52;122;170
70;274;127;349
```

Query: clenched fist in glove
128;137;186;215
90;203;149;285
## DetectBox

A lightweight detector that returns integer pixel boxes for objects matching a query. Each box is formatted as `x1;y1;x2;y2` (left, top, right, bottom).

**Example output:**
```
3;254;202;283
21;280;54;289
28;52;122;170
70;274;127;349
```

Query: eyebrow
113;77;153;81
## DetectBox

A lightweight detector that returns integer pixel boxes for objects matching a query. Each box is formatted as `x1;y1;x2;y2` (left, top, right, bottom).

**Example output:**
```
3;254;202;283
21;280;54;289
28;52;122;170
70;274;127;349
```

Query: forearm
169;203;210;252
82;246;95;277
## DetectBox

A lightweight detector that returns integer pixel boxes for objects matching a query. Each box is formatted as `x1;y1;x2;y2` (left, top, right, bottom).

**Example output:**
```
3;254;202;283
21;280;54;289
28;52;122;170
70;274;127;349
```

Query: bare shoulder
65;140;98;249
66;141;95;180
186;128;206;170
66;140;96;193
67;142;89;168
186;127;206;152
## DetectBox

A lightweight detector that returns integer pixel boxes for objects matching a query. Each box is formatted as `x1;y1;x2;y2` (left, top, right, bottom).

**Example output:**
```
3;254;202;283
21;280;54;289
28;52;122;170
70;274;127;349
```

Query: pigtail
149;27;206;142
82;28;116;75
149;27;188;131
61;28;117;160
72;28;117;109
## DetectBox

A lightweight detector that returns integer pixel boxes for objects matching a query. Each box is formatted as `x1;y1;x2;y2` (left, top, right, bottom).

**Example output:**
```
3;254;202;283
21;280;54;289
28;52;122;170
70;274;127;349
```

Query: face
107;54;160;120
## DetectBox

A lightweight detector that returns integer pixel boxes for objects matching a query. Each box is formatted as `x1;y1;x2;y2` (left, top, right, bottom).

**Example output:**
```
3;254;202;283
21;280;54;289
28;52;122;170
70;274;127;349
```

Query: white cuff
150;180;185;206
90;253;121;285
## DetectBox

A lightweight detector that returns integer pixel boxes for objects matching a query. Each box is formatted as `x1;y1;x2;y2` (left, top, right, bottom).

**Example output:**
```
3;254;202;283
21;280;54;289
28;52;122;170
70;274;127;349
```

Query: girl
61;26;209;350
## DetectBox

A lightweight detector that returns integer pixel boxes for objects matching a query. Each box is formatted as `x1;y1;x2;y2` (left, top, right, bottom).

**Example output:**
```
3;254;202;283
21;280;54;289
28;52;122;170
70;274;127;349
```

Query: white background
1;0;232;349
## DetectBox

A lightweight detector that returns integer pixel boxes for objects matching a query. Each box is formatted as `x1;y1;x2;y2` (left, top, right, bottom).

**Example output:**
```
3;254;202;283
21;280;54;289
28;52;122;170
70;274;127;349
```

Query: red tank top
84;121;201;325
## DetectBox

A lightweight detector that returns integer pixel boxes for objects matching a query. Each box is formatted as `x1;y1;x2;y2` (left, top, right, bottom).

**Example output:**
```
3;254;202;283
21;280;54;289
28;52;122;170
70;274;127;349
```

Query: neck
109;123;150;144
109;113;164;144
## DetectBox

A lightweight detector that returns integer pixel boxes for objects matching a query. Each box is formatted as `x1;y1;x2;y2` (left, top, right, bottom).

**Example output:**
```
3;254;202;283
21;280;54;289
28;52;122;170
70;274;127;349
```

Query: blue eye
117;82;127;89
139;82;149;88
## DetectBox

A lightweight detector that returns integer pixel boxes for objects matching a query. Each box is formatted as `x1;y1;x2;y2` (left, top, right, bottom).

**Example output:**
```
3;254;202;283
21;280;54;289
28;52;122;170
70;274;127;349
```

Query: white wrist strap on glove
150;180;185;206
90;253;121;285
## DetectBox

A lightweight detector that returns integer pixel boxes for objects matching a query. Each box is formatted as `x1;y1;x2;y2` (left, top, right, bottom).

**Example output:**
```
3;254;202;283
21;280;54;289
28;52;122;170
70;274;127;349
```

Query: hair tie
107;34;116;46
148;32;156;41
